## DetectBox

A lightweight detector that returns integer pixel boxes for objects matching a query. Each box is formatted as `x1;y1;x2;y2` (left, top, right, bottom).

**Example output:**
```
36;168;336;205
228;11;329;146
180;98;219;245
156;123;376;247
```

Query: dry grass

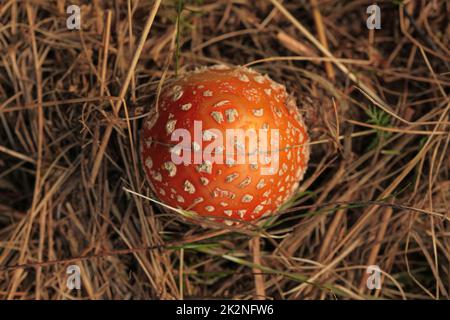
0;0;449;300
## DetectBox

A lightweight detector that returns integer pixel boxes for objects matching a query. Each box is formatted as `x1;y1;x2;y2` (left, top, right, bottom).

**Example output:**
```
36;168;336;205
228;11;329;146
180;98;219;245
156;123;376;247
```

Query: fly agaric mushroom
141;65;309;226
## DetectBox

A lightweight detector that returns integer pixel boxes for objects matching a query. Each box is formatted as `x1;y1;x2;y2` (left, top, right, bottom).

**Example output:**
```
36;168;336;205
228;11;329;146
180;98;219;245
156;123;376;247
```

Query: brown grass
0;0;449;300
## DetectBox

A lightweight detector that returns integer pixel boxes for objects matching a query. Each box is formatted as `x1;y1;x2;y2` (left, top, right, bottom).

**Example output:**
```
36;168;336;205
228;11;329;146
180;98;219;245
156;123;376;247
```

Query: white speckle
159;188;166;196
196;161;213;174
238;74;249;82
254;75;265;83
220;202;229;207
172;85;182;92
238;177;252;189
166;119;177;134
181;103;192;111
183;180;196;194
241;194;253;203
225;172;239;183
263;190;271;197
253;205;264;214
245;88;261;102
224;210;233;216
264;88;272;96
224;109;238;123
205;205;215;212
203;90;213;97
210;111;224;124
213;100;230;107
252;108;264;117
270;82;284;91
176;195;185;203
238;210;247;218
200;177;209;185
163;161;177;177
212;187;235;199
295;167;303;179
279;186;285;192
172;90;183;101
256;179;266;189
193;197;204;204
145;157;153;169
210;64;229;70
197;85;205;89
151;170;162;182
224;220;234;226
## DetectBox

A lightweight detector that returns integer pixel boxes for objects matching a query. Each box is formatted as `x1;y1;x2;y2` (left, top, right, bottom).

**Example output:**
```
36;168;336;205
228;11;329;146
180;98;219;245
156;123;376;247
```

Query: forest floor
0;0;449;299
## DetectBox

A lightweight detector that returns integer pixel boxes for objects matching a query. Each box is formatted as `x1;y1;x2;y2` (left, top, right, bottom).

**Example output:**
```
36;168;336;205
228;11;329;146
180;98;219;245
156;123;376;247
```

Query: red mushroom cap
141;65;309;226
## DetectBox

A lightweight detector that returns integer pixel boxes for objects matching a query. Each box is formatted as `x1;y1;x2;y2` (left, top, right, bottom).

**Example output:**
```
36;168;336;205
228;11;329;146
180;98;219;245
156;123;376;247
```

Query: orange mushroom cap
141;65;309;226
